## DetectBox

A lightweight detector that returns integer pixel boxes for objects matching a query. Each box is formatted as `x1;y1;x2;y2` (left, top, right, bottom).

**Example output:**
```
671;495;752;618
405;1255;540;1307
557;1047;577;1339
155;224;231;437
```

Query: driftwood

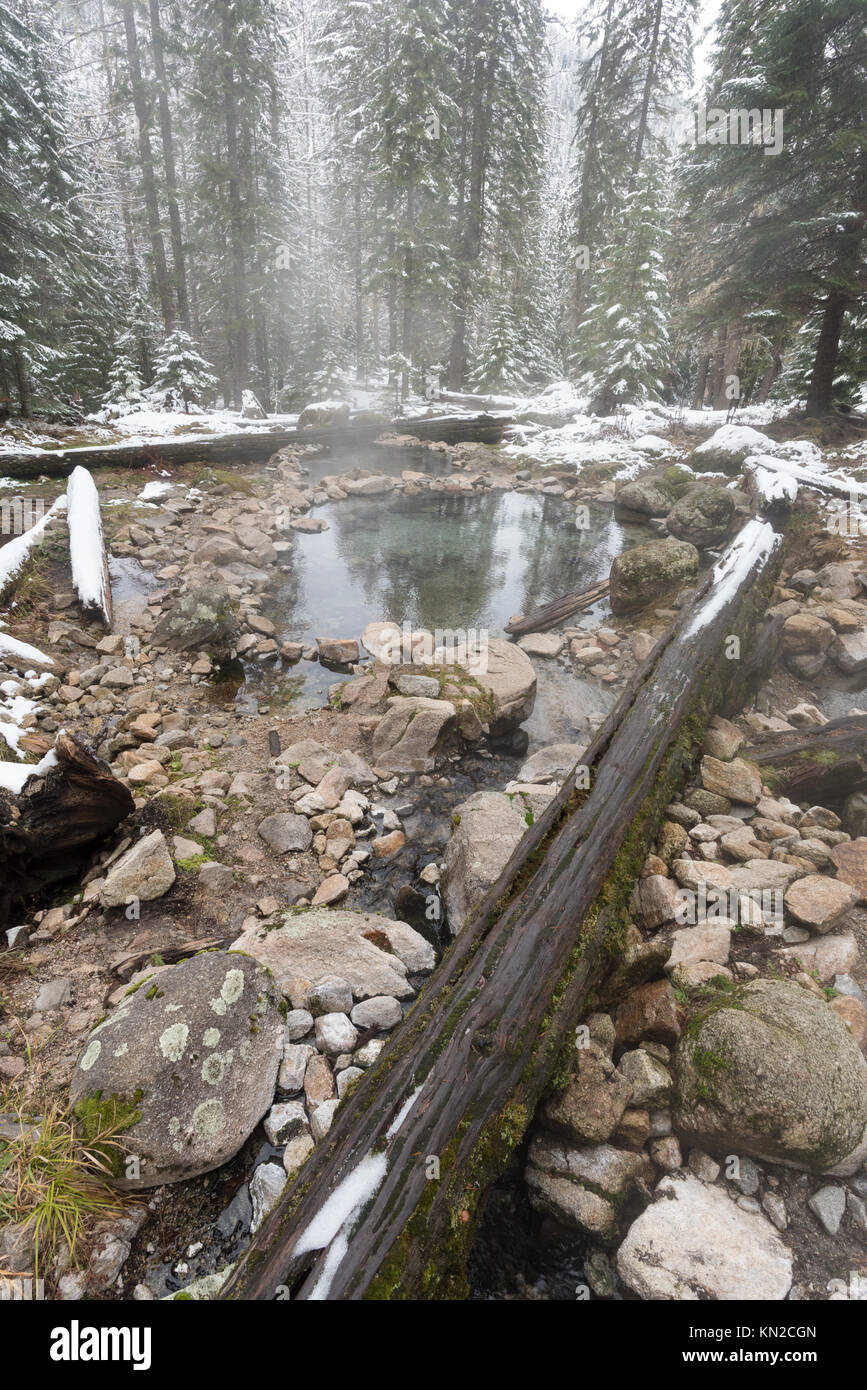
0;414;512;479
504;579;609;636
220;520;783;1302
746;714;867;805
0;733;134;929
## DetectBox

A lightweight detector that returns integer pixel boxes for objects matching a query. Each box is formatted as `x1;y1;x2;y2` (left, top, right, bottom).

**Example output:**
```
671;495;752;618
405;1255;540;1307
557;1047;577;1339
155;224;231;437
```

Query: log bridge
220;519;785;1301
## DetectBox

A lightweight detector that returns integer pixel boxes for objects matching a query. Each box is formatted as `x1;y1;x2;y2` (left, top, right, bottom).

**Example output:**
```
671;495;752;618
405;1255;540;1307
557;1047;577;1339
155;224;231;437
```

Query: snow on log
744;451;867;502
744;459;799;511
0;495;67;601
66;466;112;627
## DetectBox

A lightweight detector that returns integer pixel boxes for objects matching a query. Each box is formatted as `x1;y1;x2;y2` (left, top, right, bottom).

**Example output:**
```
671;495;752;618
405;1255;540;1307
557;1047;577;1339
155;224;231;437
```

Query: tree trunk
220;6;249;408
0;733;135;930
0;413;514;477
628;0;663;187
220;519;783;1301
147;0;190;332
120;0;174;333
746;714;867;805
805;291;847;415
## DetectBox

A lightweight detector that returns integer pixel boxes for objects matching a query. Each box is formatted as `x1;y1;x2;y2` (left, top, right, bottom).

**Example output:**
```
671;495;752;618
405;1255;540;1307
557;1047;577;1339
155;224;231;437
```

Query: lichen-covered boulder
609;538;698;615
674;979;867;1174
151;584;239;658
666;484;736;549
69;951;284;1188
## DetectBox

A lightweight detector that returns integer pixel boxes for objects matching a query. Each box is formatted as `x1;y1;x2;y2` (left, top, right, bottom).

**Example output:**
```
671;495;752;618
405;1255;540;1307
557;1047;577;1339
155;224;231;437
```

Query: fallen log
0;494;67;601
504;579;609;636
746;713;867;805
66;466;112;627
0;732;134;929
220;519;784;1302
0;413;513;478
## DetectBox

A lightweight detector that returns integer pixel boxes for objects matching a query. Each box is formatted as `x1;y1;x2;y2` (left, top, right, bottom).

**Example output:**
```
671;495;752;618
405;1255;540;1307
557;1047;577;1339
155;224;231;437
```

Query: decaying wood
110;937;229;981
504;579;609;636
0;413;512;478
0;733;134;929
220;520;784;1302
746;714;867;805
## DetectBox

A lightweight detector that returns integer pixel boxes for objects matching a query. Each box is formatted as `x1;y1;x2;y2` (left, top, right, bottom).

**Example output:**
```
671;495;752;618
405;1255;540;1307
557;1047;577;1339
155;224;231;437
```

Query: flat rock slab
371;696;456;773
69;951;284;1188
784;874;859;933
518;742;585;785
616;1173;792;1300
442;790;528;934
230;907;435;1000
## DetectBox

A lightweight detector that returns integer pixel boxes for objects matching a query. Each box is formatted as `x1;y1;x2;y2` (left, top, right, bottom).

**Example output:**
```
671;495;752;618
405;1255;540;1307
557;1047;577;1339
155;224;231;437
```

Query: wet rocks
441;789;528;934
526;1134;650;1238
69;951;284;1188
463;638;537;729
673;978;867;1174
609;538;699;615
616;1172;792;1299
316;637;360;665
518;742;584;784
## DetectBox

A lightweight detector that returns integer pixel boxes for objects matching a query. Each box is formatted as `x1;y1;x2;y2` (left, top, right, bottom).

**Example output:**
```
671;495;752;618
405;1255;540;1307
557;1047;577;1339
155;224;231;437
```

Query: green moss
72;1090;143;1177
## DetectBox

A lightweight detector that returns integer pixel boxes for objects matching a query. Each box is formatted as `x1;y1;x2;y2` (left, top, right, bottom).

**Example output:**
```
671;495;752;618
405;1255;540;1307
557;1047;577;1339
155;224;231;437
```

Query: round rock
69;951;284;1188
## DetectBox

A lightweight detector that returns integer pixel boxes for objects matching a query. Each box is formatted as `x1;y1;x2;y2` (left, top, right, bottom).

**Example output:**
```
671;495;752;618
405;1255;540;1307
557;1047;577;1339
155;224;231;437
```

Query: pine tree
150;330;217;411
573;163;672;412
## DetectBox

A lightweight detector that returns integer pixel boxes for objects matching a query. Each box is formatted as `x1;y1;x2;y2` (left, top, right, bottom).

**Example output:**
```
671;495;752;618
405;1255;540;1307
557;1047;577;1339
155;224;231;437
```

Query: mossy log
220;521;784;1302
0;414;511;478
746;714;867;805
0;733;134;928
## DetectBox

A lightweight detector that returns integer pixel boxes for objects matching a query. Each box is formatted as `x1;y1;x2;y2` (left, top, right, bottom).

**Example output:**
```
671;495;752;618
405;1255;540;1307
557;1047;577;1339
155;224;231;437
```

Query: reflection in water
267;489;643;718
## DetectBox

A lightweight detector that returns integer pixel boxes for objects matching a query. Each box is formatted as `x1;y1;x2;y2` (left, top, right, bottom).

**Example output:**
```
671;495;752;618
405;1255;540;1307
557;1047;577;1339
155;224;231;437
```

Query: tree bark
220;520;783;1301
746;714;867;805
805;291;847;415
120;0;174;333
147;0;190;332
0;734;134;929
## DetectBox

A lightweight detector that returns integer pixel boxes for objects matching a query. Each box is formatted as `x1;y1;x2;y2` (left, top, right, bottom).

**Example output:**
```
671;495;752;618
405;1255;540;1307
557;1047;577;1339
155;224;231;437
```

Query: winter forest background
1;0;864;423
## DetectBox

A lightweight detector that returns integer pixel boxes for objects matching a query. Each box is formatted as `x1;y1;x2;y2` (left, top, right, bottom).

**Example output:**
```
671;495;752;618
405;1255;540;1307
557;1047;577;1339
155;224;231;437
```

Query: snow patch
66;467;109;620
